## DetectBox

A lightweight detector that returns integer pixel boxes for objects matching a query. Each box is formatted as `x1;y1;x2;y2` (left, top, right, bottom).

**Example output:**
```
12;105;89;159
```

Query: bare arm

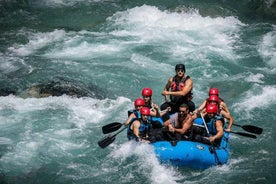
209;120;224;142
163;119;171;127
163;78;193;97
150;103;160;117
159;107;171;116
131;120;141;138
194;100;207;113
174;115;193;134
124;113;136;126
220;101;230;114
162;77;173;101
220;110;234;132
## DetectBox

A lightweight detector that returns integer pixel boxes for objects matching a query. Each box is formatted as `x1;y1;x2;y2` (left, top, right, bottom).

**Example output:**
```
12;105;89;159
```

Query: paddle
228;122;263;135
102;122;123;134
98;126;127;149
199;115;257;139
102;109;167;134
200;113;222;165
229;131;257;139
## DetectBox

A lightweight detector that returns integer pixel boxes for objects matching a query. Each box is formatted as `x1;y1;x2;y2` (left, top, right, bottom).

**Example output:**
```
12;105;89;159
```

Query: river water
0;0;275;183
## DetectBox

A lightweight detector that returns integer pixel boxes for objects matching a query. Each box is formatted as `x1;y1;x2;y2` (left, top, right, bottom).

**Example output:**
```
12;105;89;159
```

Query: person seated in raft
193;88;232;130
207;95;233;132
162;103;194;141
196;95;234;132
141;87;170;117
194;87;229;113
127;107;152;143
141;87;169;128
124;98;145;126
141;87;160;116
203;104;225;146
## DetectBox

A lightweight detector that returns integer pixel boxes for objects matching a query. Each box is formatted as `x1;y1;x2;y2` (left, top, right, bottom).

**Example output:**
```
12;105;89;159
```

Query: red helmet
206;104;218;114
142;87;152;96
134;98;145;107
208;95;219;102
209;88;219;96
140;107;150;115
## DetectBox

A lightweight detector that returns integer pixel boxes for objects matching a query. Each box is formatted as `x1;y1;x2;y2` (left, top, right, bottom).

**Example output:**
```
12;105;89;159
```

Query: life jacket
127;118;152;140
170;75;193;103
128;109;153;123
127;109;140;118
204;114;225;135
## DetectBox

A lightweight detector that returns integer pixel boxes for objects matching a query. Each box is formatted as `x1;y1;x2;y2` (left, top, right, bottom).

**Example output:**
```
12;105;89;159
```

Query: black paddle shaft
230;131;257;139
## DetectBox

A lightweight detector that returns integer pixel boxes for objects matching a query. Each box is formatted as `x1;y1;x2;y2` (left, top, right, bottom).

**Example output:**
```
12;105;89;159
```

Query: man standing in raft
161;64;195;115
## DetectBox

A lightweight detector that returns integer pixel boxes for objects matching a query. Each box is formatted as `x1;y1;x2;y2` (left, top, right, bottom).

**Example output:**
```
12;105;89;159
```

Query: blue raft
150;117;230;169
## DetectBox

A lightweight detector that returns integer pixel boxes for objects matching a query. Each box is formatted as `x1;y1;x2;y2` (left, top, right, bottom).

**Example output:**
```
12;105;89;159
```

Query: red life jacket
171;76;189;91
170;75;193;103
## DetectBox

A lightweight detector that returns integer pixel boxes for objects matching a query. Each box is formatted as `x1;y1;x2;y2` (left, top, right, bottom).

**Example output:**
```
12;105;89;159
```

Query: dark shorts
160;100;195;114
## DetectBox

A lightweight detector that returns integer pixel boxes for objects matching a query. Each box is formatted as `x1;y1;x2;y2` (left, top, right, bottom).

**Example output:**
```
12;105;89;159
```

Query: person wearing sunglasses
163;103;194;141
161;64;195;117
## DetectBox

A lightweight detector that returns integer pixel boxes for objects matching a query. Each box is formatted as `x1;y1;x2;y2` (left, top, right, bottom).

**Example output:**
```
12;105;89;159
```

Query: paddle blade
102;122;122;134
230;131;257;139
242;125;263;135
98;134;116;149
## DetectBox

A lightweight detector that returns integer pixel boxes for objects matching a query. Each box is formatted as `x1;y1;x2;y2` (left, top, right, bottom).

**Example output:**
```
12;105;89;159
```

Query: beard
178;113;186;122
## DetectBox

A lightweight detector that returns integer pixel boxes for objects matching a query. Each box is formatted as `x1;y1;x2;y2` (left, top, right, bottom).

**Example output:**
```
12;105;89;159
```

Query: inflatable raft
152;132;230;169
99;117;231;169
150;118;230;169
99;114;263;169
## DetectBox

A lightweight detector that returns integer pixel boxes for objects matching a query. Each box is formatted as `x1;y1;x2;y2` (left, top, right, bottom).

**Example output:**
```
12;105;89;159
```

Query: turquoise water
0;0;275;183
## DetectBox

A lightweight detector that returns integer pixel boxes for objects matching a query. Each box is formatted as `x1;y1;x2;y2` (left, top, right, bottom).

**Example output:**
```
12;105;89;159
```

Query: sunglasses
207;113;215;115
143;96;151;98
179;110;187;114
209;101;218;103
177;69;184;73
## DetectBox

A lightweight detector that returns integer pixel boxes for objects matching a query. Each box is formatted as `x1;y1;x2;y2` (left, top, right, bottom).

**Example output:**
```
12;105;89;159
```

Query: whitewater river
0;0;275;183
